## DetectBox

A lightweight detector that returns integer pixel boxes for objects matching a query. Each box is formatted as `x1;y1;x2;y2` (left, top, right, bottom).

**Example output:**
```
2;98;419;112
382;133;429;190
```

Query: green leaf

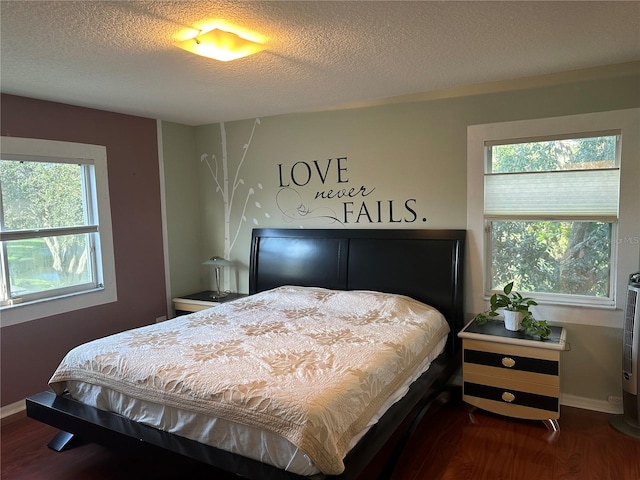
504;281;514;295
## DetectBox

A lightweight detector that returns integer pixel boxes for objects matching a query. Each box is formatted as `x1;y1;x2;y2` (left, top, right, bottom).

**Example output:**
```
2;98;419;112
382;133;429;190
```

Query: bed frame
26;228;465;479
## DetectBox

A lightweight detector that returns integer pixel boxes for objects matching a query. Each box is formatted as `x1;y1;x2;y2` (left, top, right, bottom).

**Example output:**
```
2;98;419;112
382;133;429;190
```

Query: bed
26;228;466;479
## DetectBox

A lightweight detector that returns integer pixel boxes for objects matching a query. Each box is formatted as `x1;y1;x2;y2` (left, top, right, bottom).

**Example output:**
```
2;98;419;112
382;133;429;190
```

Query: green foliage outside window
490;220;611;297
491;135;616;173
0;159;91;297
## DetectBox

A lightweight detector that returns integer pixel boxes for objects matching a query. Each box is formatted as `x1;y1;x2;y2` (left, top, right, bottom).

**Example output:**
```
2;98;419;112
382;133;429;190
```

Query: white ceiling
1;1;639;126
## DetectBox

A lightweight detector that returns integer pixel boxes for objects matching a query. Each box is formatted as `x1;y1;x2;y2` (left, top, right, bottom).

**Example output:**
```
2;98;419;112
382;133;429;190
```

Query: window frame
467;109;639;328
484;131;621;308
0;137;117;326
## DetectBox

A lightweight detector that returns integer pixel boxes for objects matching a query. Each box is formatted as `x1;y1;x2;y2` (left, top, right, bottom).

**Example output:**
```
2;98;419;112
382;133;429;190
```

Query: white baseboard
561;393;623;414
1;399;26;419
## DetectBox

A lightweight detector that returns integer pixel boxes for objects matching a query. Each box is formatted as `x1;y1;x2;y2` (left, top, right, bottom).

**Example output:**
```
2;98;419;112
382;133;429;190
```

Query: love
278;157;349;187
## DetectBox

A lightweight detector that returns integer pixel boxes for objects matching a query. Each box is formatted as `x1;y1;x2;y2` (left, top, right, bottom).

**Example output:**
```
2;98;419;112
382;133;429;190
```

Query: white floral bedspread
49;286;449;474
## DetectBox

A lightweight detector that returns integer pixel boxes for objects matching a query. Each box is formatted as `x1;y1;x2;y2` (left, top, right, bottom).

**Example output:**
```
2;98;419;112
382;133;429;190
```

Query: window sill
0;286;117;327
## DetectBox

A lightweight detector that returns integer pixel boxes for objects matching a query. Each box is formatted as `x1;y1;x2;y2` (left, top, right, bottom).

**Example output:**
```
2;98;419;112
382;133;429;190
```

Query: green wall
161;64;640;412
161;121;202;297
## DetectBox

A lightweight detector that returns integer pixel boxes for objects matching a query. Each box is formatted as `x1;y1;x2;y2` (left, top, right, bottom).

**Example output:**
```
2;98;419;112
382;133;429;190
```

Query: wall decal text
276;156;426;225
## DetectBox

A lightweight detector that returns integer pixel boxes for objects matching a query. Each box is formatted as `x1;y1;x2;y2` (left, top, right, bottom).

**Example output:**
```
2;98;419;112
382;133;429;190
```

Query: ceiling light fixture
176;28;266;62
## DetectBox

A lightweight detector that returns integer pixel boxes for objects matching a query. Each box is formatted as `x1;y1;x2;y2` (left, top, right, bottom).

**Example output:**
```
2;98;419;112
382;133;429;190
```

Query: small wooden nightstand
458;318;567;430
172;291;247;316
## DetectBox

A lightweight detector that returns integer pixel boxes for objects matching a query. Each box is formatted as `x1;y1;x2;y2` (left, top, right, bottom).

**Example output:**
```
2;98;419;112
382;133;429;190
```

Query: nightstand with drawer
172;291;247;316
458;318;567;430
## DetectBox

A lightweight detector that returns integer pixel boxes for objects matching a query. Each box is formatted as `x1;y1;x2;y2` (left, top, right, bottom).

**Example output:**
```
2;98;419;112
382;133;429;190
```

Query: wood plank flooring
2;399;639;479
394;400;640;480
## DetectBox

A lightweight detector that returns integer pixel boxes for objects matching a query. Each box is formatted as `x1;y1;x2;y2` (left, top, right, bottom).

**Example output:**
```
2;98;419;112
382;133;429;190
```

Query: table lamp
203;256;234;299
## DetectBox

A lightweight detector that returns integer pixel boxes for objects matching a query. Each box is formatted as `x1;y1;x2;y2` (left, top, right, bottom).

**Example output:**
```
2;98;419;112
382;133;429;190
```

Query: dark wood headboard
249;228;466;354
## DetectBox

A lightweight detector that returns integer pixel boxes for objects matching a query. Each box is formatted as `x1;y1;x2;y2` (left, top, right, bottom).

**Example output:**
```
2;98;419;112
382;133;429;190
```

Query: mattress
49;286;450;475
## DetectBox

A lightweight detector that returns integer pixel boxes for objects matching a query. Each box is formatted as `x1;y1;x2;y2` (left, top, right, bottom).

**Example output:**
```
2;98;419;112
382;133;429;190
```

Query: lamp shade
203;256;234;267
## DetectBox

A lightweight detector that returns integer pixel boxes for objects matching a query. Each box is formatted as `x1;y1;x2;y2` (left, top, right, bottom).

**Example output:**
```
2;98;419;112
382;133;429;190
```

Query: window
468;109;639;327
0;137;117;326
485;133;619;307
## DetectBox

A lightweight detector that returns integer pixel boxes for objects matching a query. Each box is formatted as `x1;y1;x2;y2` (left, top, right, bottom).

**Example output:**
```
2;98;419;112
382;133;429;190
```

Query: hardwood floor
2;399;639;479
393;400;640;480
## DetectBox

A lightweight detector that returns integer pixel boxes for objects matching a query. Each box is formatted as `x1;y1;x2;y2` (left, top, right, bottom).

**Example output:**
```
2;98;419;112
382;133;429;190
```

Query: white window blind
484;168;620;220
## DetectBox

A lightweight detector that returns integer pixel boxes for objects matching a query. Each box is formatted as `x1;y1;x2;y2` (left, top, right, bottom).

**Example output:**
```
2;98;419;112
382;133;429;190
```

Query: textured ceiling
1;1;639;125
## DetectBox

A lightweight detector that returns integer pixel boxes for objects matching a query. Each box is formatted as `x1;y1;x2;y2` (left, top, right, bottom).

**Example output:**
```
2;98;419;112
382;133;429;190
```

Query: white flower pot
503;310;523;331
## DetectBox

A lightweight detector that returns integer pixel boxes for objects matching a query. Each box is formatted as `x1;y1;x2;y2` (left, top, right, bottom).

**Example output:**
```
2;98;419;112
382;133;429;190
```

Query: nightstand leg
542;418;560;431
466;405;479;424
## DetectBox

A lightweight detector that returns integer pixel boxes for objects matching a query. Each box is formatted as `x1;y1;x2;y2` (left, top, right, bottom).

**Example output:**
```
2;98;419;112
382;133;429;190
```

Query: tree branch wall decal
200;118;263;261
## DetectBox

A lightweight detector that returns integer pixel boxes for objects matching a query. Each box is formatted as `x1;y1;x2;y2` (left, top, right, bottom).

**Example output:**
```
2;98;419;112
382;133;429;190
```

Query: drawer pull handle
501;391;516;403
501;357;516;368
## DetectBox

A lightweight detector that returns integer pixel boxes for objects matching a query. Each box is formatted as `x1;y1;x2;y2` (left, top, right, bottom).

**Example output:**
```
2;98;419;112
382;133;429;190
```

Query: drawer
463;383;560;420
464;371;559;398
463;339;560;361
172;300;219;313
464;381;558;412
464;362;559;387
464;349;558;375
463;371;559;419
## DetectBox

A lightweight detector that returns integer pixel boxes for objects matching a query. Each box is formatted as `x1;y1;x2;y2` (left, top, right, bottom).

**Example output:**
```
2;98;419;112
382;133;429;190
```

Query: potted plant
475;281;552;339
